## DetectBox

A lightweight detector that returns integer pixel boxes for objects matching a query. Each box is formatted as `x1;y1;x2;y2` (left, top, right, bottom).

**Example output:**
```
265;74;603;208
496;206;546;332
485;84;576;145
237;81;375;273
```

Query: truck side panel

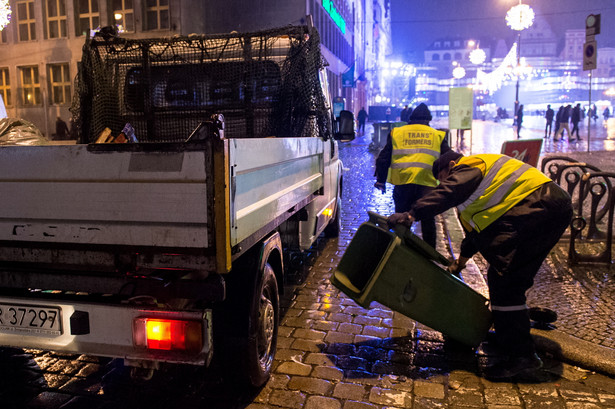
230;137;324;247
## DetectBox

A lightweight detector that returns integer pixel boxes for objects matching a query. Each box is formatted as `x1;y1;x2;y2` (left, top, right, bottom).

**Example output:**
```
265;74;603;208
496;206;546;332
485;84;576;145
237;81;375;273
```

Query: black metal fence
541;156;615;265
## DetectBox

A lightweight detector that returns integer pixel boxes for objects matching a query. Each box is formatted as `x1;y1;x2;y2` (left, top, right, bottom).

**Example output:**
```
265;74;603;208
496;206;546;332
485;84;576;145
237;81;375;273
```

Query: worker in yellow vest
374;103;450;249
388;150;572;380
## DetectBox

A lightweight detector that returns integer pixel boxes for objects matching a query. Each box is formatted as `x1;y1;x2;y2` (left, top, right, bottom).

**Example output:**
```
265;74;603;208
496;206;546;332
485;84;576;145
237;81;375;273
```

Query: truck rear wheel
214;248;280;388
245;262;279;386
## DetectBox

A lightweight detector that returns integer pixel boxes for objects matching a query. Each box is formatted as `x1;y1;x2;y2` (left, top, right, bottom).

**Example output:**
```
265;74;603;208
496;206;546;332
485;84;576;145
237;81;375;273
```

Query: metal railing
541;156;615;265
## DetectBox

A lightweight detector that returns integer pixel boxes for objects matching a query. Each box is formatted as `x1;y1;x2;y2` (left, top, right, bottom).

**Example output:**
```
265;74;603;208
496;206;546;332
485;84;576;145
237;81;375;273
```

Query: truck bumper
0;296;213;366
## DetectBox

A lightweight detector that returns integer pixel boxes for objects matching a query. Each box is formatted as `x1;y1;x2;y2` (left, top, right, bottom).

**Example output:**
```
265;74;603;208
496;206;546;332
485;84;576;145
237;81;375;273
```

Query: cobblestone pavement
2;121;615;408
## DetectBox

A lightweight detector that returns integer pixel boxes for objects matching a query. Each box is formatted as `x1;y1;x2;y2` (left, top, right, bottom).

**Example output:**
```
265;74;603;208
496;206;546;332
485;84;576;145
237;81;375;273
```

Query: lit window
0;67;11;106
48;63;71;105
146;0;169;31
45;0;68;39
112;0;134;32
19;66;41;106
17;0;36;42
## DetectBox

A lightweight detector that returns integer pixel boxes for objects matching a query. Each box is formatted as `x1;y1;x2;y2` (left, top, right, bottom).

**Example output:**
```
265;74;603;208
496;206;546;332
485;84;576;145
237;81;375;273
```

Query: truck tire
324;199;341;238
213;242;280;388
244;262;279;387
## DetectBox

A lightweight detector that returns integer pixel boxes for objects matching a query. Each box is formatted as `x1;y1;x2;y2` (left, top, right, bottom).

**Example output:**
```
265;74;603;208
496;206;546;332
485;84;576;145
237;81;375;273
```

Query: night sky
391;0;615;57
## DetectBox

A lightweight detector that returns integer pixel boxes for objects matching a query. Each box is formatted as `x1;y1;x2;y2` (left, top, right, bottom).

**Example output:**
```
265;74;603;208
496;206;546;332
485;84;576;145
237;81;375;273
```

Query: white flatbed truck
0;25;353;386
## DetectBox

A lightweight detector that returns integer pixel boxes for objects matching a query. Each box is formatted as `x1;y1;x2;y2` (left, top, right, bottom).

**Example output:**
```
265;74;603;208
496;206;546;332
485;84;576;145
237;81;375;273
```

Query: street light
453;66;466;80
0;0;11;31
469;48;486;65
506;0;534;126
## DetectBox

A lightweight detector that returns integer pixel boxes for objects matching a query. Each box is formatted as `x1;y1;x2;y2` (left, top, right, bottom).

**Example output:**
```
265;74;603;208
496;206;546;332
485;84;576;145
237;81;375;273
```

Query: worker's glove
374;182;386;193
387;212;413;229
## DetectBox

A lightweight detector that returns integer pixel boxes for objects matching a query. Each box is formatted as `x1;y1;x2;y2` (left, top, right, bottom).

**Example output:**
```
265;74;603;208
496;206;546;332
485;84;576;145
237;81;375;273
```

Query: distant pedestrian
554;105;571;141
55;117;70;140
591;104;598;121
456;129;465;147
554;106;563;139
516;105;524;138
385;107;392;122
357;107;368;135
604;107;611;121
69;118;77;140
400;105;411;123
571;104;581;140
544;105;554;138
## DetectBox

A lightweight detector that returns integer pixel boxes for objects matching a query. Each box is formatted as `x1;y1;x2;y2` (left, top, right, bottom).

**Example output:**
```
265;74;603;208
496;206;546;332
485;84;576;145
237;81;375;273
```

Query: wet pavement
2;117;615;408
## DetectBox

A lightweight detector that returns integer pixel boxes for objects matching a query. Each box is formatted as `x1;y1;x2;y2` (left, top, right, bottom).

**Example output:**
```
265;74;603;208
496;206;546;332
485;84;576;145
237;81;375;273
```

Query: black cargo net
70;26;331;143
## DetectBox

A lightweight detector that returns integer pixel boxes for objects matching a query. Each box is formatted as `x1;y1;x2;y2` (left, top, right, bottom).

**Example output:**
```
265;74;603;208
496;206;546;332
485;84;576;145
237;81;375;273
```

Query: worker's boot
483;352;543;380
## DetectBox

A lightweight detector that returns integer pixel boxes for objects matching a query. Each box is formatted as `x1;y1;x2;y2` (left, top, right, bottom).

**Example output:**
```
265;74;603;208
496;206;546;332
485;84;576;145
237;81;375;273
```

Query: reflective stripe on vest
458;156;510;213
388;125;445;187
456;154;551;232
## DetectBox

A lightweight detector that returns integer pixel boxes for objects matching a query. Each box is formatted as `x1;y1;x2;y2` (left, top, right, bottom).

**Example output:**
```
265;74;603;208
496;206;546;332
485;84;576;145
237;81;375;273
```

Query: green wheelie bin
331;212;492;347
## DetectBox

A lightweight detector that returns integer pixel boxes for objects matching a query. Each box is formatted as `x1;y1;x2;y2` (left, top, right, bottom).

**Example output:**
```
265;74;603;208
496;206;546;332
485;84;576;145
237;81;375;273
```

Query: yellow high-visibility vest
456;154;552;232
388;124;446;187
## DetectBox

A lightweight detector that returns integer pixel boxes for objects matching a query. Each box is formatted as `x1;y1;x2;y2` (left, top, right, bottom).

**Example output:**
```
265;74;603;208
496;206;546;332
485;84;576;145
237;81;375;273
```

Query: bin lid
367;211;450;266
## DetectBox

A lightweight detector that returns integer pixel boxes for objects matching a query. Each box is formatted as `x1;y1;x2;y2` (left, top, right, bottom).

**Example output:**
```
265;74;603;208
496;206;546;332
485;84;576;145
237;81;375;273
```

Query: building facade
412;16;615;116
0;0;210;137
0;0;390;138
564;29;585;62
201;0;391;119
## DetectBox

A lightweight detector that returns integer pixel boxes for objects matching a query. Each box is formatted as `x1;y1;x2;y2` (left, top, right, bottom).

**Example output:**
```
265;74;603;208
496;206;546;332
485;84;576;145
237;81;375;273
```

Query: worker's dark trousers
393;183;436;249
477;183;573;357
488;258;542;357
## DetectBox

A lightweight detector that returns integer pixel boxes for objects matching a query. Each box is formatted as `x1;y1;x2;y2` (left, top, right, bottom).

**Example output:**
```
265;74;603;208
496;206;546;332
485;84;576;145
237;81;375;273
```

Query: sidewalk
362;120;615;376
532;150;615;376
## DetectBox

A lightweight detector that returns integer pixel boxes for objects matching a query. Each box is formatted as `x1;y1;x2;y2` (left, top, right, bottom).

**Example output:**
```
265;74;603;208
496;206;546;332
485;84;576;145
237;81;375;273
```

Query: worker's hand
387;212;414;229
374;182;386;193
447;256;469;277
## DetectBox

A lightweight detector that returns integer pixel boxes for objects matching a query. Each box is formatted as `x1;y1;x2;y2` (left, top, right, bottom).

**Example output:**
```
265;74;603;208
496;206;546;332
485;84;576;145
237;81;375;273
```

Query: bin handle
367;211;389;228
367;211;451;267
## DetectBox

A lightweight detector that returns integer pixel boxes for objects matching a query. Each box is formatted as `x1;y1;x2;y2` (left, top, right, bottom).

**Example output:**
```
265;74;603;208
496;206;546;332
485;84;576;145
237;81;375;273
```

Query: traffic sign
586;14;601;37
501;139;543;168
583;41;597;71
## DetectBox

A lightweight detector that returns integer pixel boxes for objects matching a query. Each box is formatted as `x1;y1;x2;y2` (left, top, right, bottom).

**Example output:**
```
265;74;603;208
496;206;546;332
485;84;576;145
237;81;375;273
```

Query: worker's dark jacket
408;159;572;275
374;122;450;185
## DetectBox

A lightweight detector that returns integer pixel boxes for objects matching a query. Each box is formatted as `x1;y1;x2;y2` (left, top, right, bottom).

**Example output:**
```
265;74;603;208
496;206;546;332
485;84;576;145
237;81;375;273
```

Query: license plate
0;303;62;336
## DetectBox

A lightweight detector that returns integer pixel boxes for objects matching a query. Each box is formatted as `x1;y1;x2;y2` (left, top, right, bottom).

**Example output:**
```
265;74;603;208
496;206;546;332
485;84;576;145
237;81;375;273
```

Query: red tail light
133;318;202;353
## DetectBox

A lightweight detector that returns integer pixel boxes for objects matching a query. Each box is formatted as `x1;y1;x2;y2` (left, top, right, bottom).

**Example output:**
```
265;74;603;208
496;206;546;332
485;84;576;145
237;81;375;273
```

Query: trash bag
0;117;48;146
